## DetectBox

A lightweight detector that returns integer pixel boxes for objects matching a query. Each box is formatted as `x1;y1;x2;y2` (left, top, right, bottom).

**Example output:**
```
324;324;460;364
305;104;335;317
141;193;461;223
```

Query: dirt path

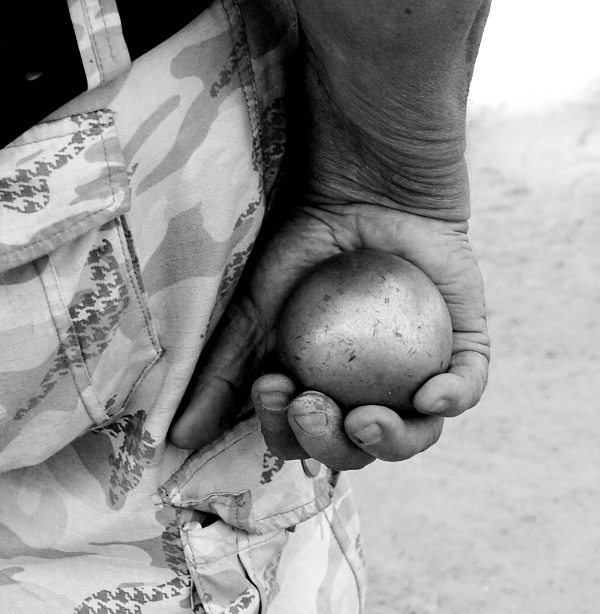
350;92;600;613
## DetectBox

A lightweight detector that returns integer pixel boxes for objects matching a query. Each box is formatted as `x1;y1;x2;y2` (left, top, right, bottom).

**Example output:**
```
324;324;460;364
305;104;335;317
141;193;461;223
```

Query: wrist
298;58;470;221
290;0;491;221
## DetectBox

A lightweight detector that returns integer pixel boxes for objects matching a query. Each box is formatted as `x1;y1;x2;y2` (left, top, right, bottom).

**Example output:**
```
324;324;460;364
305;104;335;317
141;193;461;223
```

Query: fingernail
293;412;328;435
257;392;289;411
352;424;382;445
429;399;449;414
301;458;322;477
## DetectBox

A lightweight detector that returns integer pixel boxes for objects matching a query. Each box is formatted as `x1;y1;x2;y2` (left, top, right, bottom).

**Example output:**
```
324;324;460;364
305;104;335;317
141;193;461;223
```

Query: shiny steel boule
276;250;453;414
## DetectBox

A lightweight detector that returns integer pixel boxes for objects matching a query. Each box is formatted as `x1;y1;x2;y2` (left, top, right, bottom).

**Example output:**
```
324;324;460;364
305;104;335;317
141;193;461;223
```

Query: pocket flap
160;413;338;535
0;111;130;273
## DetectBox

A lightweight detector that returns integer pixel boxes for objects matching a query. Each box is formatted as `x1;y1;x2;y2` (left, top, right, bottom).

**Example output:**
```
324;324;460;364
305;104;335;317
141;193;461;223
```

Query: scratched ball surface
276;250;453;414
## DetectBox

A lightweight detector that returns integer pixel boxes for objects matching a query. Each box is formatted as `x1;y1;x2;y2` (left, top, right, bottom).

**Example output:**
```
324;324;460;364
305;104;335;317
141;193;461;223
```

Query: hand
169;203;490;470
169;0;492;469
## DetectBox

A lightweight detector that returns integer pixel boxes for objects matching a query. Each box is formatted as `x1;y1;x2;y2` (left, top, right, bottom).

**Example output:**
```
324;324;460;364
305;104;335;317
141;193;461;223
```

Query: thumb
169;297;266;449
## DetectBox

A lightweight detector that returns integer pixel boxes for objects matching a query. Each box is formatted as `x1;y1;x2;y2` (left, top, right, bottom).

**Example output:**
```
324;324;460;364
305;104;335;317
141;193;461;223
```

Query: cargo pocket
161;414;366;613
0;111;161;470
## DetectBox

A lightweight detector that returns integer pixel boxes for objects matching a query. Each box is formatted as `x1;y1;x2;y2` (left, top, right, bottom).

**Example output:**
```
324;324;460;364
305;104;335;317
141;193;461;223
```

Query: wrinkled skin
169;0;492;470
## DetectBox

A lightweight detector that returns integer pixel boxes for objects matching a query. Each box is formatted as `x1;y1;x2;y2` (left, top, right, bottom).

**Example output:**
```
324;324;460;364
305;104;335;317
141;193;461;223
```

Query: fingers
170;297;265;449
287;392;375;471
251;374;309;460
349;206;492;414
253;376;445;468
169;376;239;449
253;377;374;469
344;405;444;461
413;330;490;416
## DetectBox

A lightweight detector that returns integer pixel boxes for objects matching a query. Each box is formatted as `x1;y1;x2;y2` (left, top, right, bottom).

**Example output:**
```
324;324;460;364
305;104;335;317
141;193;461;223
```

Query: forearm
292;0;492;219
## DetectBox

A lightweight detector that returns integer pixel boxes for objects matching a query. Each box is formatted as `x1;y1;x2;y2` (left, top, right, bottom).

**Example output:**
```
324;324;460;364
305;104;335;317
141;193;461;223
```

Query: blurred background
351;1;600;612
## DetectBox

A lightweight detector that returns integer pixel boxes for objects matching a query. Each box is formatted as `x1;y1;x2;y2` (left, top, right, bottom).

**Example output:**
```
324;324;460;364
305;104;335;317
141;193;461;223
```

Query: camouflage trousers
0;0;366;611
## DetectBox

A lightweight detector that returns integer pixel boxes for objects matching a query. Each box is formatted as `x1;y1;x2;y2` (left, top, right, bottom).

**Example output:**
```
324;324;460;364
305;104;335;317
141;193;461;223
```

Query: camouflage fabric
0;1;366;612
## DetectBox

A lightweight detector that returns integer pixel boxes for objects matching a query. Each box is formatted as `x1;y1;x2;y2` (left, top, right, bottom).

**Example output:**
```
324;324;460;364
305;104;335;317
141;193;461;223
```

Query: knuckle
321;451;375;471
379;447;413;462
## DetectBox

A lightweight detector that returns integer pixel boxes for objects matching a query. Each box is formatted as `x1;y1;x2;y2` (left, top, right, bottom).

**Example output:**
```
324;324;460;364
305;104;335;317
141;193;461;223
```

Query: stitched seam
189;528;279;566
244;530;257;588
233;526;250;586
99;124;162;413
107;218;162;416
118;216;162;354
3;134;64;147
99;123;117;205
187;571;215;614
252;491;331;522
326;502;364;610
119;352;161;407
1;114;122;264
105;219;162;416
96;0;117;65
1;210;104;258
81;0;105;82
164;425;261;492
174;490;331;522
2;118;112;148
223;0;265;189
36;255;105;419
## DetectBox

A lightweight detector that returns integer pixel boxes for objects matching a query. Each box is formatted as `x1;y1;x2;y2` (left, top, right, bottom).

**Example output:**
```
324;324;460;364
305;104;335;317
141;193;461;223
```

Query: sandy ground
350;89;600;613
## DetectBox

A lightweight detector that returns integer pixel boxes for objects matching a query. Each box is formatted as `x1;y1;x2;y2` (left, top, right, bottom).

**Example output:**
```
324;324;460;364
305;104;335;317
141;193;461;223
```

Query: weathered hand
169;203;489;470
169;0;492;469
